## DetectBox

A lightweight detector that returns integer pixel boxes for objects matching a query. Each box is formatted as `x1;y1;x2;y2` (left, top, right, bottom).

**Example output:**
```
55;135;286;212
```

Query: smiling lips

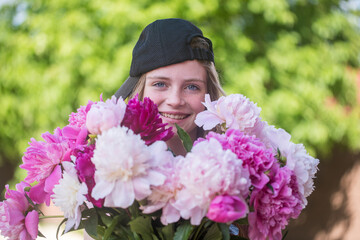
160;112;190;120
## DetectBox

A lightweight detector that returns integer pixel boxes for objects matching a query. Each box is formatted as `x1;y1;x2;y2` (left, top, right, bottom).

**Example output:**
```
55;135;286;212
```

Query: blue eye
186;84;200;91
153;82;166;88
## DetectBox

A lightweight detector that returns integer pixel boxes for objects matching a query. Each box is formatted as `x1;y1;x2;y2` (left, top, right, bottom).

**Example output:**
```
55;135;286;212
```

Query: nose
166;88;185;107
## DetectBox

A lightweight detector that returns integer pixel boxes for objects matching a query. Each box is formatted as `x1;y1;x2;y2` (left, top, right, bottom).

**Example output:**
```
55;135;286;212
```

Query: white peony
52;161;88;233
195;94;261;131
91;126;167;208
249;122;292;151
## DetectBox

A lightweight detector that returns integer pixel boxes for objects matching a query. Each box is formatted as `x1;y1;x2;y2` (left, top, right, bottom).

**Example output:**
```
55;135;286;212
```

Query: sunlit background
1;0;360;239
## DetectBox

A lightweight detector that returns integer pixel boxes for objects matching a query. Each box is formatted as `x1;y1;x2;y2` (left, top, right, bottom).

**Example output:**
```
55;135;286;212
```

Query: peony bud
86;96;126;135
207;195;248;223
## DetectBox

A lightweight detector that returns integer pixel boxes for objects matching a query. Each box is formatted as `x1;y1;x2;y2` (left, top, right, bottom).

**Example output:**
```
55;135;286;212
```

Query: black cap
115;18;214;99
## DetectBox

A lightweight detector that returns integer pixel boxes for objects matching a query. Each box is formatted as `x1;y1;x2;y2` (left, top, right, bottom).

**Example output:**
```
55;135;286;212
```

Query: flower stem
39;215;64;219
193;219;207;239
125;208;132;218
112;208;124;216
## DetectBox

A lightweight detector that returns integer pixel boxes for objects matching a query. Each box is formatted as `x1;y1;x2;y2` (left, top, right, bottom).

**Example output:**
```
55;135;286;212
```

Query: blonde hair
129;37;225;100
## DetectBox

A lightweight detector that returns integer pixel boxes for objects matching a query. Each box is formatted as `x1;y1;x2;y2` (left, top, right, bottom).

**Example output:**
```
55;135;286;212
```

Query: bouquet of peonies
0;93;319;240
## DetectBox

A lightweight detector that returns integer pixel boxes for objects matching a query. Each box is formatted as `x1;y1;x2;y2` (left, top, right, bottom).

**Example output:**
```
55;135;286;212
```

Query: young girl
84;19;245;239
115;18;225;156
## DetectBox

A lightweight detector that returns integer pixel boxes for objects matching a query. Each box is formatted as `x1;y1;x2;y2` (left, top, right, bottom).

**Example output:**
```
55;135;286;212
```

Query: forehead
146;60;207;82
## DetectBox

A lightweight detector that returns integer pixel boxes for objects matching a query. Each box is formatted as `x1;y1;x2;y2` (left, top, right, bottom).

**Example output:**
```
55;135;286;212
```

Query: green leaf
56;218;67;240
152;233;160;240
37;230;46;238
203;223;222;240
129;201;141;219
266;183;275;194
133;232;142;240
159;224;174;240
113;226;134;240
173;221;194;240
282;230;289;240
129;216;154;240
104;215;121;240
219;223;230;240
82;208;99;238
175;124;193;152
96;226;106;239
107;236;121;240
230;236;248;240
234;218;248;225
98;209;115;227
118;224;138;240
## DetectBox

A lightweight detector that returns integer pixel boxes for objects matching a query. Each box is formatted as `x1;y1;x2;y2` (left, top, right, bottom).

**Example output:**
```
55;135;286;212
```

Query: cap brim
114;76;140;99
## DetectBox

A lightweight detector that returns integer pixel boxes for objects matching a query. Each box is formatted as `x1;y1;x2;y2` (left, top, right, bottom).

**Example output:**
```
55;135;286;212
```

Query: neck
166;136;187;156
166;128;198;156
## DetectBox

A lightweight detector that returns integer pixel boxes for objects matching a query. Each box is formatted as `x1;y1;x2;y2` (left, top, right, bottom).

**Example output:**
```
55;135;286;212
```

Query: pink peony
241;120;319;207
197;129;276;190
68;100;95;128
86;95;126;135
28;165;62;206
62;126;89;150
74;144;104;207
248;165;302;240
173;138;250;225
195;94;261;131
91;126;167;208
282;143;319;206
0;182;39;240
121;95;173;145
206;195;248;223
141;155;182;225
21;128;70;205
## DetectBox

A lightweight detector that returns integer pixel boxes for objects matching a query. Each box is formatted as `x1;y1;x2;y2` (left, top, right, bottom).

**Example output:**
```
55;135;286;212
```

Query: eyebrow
146;76;206;83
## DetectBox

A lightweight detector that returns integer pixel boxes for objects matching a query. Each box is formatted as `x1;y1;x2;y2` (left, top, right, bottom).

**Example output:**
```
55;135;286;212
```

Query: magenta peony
0;182;39;240
196;129;276;190
68;100;94;128
248;165;303;240
86;96;126;135
206;195;248;223
74;144;104;207
121;95;173;145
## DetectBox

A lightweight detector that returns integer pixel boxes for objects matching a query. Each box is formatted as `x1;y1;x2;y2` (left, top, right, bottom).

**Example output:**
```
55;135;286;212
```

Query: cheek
143;88;163;106
189;95;206;114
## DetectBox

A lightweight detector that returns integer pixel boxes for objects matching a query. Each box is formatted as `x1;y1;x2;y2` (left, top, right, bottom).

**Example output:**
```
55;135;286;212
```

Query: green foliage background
1;0;360;188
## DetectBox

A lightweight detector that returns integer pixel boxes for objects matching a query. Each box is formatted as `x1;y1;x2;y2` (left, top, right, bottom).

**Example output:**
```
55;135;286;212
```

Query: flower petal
25;210;39;239
112;181;135;208
92;180;114;200
29;181;50;206
44;165;62;193
195;111;222;130
8;207;25;226
133;177;151;200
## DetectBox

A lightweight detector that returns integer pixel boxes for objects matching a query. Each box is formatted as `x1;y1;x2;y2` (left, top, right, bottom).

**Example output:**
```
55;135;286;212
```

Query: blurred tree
1;0;360;192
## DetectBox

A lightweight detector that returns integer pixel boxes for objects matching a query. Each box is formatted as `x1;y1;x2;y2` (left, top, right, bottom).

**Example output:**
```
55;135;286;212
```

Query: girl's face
143;60;207;140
